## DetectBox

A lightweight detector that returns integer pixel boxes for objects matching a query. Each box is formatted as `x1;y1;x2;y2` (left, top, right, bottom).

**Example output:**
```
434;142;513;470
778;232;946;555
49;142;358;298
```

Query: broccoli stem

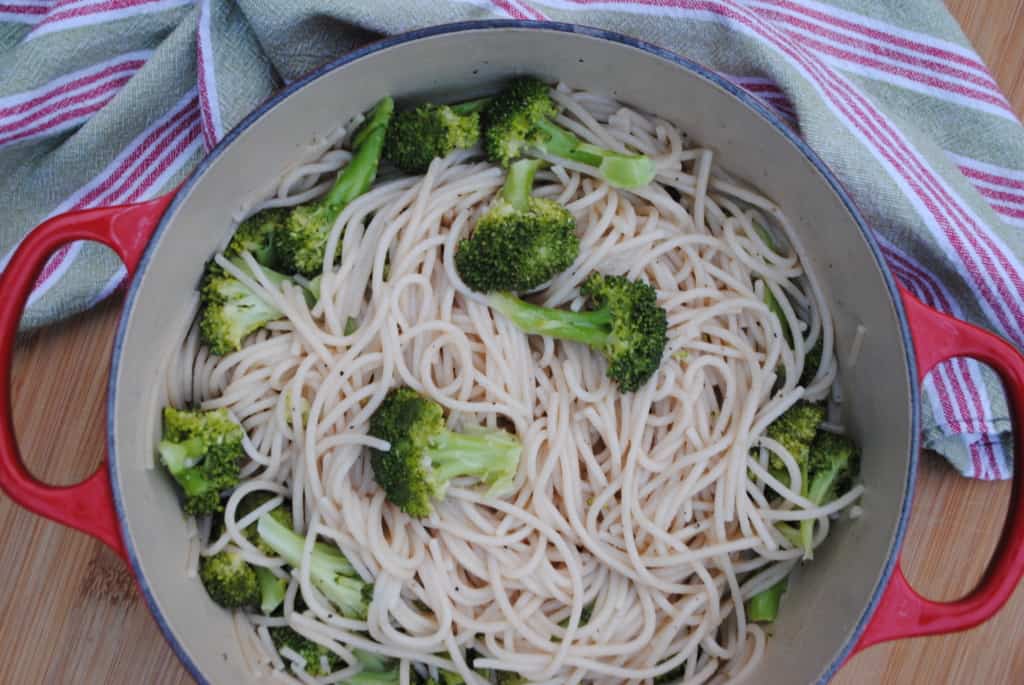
256;513;369;619
747;578;788;623
533;118;656;189
158;436;205;475
799;459;844;559
750;222;793;347
775;522;802;548
428;428;522;488
255;566;287;615
323;97;394;214
489;292;613;348
763;284;793;347
501;158;542;211
449;96;492;115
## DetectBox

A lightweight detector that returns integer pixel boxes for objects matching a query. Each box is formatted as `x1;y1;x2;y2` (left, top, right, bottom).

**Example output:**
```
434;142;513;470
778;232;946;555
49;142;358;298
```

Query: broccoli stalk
255;566;287;615
482;77;655;189
747;578;788;623
752;222;793;347
277;97;394;277
256;512;373;620
488;273;668;392
384;97;488;173
456;158;579;293
368;387;522;518
800;431;859;559
158;407;244;515
345;671;400;685
423;674;463;685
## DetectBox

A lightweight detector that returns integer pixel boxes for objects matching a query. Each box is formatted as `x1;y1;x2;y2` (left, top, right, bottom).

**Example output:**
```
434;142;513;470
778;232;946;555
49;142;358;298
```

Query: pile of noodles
162;84;862;685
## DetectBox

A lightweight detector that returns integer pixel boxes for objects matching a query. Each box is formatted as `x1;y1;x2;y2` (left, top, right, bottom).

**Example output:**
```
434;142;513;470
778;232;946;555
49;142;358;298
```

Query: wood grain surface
2;3;1023;683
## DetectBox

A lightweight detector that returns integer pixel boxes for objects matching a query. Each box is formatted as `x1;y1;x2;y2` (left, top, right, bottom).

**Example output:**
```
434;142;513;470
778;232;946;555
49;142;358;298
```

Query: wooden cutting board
2;2;1023;682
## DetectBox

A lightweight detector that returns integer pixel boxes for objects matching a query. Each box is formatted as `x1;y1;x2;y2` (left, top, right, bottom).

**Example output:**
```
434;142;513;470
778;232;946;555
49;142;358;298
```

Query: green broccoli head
807;430;860;504
199;548;259;608
224;208;288;267
368;387;522;518
488;273;668;392
482;77;655;189
270;626;342;677
158;407;243;515
198;260;287;356
456;158;579;293
765;401;826;472
580;273;668;392
384;103;481;173
492;672;529;685
482;77;559;168
274;202;341;279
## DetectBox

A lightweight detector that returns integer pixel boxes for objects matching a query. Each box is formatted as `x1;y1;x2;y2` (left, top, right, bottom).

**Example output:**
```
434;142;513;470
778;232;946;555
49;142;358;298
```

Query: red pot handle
852;286;1024;653
0;194;173;561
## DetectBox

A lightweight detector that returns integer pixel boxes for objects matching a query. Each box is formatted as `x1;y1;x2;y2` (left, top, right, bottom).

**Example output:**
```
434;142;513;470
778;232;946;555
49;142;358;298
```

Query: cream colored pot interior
111;25;915;685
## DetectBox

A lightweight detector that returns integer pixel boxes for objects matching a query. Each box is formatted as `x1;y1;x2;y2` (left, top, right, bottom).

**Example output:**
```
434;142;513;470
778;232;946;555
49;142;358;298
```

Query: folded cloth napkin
0;0;1019;479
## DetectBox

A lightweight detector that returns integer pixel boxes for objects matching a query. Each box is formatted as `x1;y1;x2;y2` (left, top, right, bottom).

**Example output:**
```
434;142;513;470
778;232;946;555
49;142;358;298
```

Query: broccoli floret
256;511;373;620
799;430;860;559
747;578;788;623
199;548;259;608
493;673;528;685
277;97;394;277
456;158;579;293
384;98;488;173
765;401;826;473
763;284;792;347
254;566;287;615
368;387;522;518
482;77;655;189
488;273;668;392
270;626;342;677
198;258;298;355
158;407;243;515
224;208;288;267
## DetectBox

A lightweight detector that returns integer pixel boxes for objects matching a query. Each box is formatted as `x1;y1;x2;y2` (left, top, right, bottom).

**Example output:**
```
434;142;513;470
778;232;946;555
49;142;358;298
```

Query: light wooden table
2;3;1023;683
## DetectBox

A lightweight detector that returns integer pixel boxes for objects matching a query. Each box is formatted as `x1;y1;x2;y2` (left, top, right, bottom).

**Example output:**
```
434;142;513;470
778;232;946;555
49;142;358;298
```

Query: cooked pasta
162;83;859;685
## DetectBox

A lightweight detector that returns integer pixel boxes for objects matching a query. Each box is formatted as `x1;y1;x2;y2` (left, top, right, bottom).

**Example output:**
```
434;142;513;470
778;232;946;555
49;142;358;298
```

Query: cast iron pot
2;21;1023;685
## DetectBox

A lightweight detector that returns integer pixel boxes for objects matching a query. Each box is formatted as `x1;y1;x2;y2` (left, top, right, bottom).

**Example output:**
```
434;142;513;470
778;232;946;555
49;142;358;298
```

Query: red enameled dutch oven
2;21;1023;685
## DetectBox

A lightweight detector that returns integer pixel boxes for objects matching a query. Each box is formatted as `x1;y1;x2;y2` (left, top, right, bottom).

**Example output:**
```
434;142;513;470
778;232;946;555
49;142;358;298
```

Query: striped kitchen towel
0;0;1020;480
